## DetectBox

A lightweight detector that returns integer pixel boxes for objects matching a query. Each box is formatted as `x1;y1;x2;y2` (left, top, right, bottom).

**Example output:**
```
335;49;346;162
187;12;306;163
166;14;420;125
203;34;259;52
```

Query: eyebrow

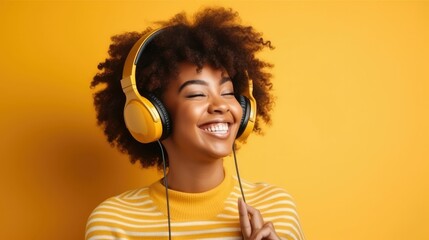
178;77;232;93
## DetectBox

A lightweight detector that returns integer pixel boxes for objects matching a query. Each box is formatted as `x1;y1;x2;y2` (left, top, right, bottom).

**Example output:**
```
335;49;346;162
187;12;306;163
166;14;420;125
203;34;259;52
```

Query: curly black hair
91;7;275;168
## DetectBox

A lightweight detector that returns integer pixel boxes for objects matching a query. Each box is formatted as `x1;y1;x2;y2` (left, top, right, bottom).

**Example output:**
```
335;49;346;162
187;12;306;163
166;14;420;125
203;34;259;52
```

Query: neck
166;158;225;193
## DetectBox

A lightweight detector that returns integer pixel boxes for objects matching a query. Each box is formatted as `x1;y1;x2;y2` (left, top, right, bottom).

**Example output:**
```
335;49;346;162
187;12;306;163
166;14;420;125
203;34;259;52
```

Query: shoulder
237;179;300;217
90;187;152;213
85;187;159;239
241;180;296;204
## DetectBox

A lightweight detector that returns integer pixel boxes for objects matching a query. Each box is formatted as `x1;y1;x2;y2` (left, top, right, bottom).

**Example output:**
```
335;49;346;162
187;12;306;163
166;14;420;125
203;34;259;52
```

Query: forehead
175;63;229;85
160;63;234;98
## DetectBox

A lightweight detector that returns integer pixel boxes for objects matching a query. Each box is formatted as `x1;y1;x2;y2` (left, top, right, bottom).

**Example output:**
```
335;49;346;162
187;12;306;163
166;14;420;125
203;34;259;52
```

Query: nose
208;95;230;114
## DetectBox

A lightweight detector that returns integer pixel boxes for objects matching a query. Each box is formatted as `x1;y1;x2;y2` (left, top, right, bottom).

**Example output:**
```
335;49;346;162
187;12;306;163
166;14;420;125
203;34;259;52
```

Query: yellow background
1;1;428;239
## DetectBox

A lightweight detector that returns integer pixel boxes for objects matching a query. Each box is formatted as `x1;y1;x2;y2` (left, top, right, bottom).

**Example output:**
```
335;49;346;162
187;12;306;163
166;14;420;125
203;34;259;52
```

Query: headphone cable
233;143;246;203
157;140;172;240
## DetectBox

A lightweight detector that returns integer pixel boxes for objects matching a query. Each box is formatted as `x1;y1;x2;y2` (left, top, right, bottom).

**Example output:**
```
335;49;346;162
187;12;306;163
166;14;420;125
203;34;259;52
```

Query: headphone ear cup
123;92;171;144
123;95;163;143
237;95;251;139
145;93;172;140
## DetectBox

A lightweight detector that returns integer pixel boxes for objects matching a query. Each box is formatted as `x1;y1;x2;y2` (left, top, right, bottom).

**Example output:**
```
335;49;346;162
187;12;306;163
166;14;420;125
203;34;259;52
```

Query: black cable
233;143;246;203
157;140;171;240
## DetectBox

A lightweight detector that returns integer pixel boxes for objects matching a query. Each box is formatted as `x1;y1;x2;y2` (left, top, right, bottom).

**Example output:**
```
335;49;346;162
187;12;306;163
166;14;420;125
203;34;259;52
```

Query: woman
86;7;305;240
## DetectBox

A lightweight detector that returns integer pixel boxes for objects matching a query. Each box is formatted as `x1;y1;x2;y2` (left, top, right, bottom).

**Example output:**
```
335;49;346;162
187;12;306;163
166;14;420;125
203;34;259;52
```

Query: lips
199;122;229;134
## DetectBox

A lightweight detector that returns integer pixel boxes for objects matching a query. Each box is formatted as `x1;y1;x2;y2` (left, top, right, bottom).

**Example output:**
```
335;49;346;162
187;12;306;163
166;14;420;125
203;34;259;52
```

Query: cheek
173;104;205;128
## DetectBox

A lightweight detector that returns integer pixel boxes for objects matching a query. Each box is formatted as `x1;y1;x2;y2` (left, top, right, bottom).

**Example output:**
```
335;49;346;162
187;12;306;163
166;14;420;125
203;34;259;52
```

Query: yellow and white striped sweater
86;171;305;240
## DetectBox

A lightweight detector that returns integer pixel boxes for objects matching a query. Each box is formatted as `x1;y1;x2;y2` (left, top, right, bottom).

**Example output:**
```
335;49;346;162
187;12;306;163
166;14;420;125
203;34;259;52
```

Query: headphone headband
121;28;166;91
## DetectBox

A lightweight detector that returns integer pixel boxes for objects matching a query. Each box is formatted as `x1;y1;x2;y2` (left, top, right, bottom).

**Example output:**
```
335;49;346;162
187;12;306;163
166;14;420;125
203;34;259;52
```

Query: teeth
202;123;229;133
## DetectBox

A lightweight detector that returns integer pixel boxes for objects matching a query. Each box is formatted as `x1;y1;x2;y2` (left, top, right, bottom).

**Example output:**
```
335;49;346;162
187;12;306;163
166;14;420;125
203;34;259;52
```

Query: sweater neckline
149;168;234;221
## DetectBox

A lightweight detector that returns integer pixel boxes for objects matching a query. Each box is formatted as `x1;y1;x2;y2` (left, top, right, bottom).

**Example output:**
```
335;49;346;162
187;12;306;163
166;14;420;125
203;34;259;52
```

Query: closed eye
186;93;206;98
222;92;235;97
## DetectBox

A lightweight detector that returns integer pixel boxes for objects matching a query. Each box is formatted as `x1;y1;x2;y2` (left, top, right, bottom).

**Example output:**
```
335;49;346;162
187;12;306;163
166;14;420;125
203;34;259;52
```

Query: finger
266;221;275;230
238;198;252;238
251;222;280;240
245;203;264;231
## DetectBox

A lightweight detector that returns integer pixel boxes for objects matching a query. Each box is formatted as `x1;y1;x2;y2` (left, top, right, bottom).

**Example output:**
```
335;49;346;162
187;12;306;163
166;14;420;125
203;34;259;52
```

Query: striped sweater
86;170;305;240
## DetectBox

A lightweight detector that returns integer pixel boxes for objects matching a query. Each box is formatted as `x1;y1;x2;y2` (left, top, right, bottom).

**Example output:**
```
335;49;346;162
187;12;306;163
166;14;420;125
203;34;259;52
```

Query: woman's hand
238;198;281;240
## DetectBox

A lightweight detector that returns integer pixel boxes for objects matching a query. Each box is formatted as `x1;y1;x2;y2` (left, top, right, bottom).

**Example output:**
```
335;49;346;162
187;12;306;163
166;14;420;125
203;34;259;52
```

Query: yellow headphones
236;71;257;142
121;28;256;143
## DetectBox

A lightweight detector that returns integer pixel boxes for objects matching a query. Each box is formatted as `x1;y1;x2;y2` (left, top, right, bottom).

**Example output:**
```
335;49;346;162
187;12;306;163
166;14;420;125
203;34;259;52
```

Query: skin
161;63;279;239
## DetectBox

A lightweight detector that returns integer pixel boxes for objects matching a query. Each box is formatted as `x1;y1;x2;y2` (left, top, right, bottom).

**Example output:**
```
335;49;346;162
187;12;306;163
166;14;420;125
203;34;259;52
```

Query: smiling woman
86;7;305;240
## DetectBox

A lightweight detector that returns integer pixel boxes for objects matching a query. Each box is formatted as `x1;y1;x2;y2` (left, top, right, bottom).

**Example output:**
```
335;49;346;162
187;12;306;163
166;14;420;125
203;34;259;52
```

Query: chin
203;142;234;159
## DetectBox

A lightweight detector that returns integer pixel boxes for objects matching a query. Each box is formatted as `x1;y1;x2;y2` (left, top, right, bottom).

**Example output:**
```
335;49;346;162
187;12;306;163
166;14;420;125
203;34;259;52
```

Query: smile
200;122;229;134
